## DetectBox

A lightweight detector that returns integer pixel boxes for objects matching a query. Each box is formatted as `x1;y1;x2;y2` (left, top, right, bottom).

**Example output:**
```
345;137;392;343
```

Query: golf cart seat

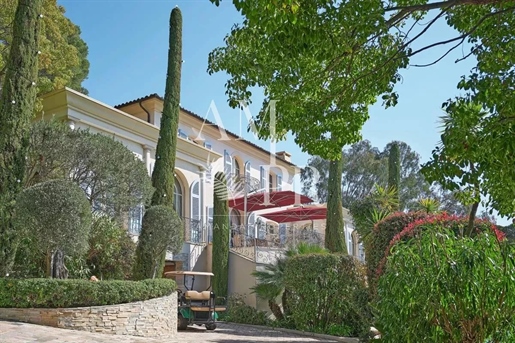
185;290;211;301
191;306;227;312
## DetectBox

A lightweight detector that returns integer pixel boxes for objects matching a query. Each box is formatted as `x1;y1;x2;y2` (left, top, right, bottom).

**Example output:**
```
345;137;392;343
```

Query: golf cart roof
164;271;214;277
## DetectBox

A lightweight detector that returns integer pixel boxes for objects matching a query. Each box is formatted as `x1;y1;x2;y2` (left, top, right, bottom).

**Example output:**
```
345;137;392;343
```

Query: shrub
224;294;270;326
14;179;92;278
376;212;506;278
26;120;153;218
133;205;183;280
365;211;428;295
376;225;515;342
284;254;370;338
86;214;136;280
0;278;176;308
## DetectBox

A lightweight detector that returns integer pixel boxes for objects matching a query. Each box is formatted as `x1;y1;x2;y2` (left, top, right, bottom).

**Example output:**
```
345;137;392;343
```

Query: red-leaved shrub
376;212;505;278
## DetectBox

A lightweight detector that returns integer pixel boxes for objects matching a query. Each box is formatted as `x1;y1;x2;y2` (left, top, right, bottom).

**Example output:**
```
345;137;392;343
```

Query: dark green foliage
0;0;43;276
86;215;137;280
133;205;183;280
26;120;153;217
252;242;328;320
224;294;270;326
151;7;182;206
284;254;370;338
387;142;400;209
376;225;515;342
0;278;176;308
14;179;92;277
365;211;428;296
325;158;346;253
212;172;230;298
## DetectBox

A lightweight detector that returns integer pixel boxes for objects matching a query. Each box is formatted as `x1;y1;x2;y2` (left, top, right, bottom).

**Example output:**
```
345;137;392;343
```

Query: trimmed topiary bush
365;211;428;295
284;254;370;338
376;219;515;342
14;179;92;278
133;205;183;280
0;278;176;308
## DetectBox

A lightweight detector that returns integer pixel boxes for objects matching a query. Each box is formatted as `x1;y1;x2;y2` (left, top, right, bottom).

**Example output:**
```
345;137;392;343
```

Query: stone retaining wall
0;292;177;337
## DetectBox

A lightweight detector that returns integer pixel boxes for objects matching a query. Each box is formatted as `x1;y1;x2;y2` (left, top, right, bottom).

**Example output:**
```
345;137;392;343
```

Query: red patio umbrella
259;205;327;223
228;190;313;212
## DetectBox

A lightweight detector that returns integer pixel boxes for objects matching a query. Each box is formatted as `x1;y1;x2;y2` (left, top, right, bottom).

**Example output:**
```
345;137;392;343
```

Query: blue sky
58;1;503;221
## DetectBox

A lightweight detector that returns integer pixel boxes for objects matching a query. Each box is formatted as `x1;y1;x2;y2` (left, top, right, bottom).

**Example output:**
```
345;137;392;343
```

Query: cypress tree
325;158;346;253
0;0;43;275
388;142;401;209
212;172;230;297
150;7;182;207
135;7;183;278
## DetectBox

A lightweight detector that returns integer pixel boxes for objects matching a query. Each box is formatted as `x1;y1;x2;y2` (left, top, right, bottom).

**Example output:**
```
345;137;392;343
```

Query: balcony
229;223;325;264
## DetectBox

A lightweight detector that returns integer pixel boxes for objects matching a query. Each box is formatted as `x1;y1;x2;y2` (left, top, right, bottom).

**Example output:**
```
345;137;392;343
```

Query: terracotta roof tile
114;94;297;167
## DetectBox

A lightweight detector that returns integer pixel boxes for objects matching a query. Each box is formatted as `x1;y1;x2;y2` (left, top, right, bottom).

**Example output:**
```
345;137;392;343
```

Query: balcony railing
229;223;325;263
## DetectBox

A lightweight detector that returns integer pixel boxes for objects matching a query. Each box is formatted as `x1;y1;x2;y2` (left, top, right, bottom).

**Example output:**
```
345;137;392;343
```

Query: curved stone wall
0;292;177;337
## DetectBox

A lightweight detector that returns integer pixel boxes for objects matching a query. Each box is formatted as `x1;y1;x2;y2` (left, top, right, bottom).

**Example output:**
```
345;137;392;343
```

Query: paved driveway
0;321;339;343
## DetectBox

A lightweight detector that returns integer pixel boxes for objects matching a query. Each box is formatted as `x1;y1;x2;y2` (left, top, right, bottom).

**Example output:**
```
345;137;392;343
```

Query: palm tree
251;242;328;320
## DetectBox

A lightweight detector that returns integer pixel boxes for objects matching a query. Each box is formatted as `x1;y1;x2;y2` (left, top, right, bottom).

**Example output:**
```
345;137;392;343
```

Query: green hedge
284;254;370;338
0;278;176;308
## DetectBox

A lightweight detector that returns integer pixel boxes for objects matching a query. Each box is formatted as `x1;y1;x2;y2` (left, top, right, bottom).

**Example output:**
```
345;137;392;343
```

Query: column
199;166;206;243
143;145;152;176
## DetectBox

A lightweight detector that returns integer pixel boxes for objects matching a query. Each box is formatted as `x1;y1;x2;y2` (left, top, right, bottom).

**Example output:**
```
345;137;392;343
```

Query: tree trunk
282;288;291;316
51;249;68;279
0;0;43;276
388;142;401;210
467;201;480;237
268;299;284;321
325;159;346;253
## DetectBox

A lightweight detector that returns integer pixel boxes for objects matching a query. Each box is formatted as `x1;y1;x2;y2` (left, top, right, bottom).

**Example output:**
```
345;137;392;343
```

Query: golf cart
164;271;226;331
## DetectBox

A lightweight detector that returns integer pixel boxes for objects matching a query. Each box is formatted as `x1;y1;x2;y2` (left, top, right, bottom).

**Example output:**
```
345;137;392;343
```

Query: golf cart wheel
178;314;189;330
205;323;217;331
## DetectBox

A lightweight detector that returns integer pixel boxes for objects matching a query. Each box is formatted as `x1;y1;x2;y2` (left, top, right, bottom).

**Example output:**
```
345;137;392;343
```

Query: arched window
190;180;201;243
173;178;183;217
234;159;241;176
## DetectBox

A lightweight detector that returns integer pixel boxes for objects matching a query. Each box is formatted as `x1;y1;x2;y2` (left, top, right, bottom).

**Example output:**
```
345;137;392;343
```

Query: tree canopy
26;120;154;217
208;0;514;160
0;0;90;95
302;140;469;213
208;1;409;160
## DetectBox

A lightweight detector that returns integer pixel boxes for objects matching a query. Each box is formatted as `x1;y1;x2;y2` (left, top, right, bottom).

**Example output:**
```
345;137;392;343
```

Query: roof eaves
114;94;298;168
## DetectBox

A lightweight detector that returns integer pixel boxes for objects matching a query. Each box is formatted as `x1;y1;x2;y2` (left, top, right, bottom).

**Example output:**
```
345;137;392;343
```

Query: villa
40;87;364;310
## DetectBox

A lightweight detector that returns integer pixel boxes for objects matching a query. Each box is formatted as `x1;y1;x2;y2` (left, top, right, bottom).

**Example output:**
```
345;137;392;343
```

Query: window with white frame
128;203;144;235
191;180;201;243
233;158;241;177
224;150;232;187
173;178;183;217
260;166;266;191
276;174;282;191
